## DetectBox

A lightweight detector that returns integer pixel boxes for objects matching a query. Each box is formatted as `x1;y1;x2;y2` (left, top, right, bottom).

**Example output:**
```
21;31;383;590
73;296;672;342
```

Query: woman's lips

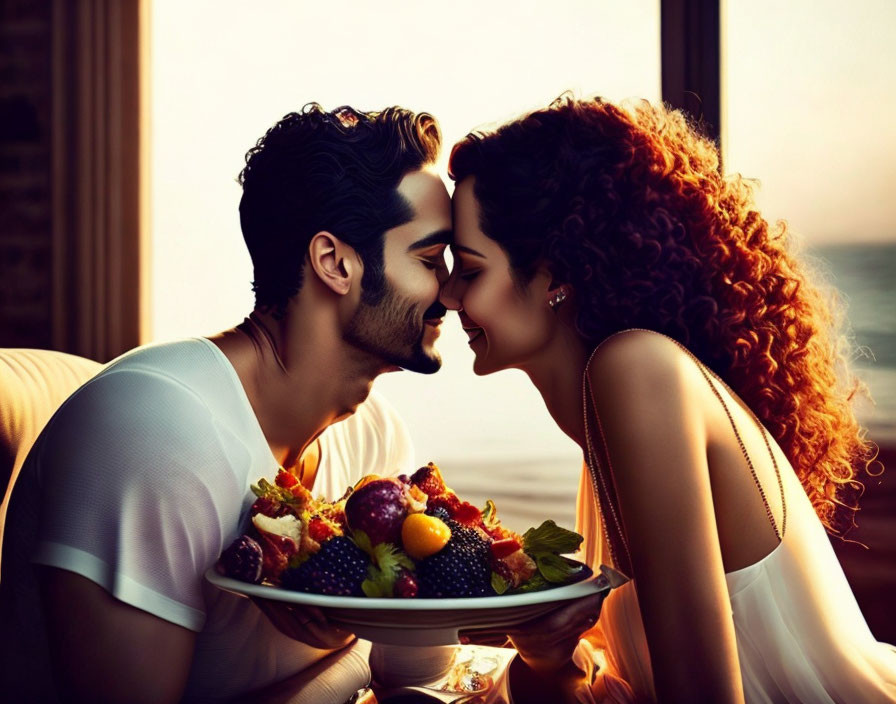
463;327;483;344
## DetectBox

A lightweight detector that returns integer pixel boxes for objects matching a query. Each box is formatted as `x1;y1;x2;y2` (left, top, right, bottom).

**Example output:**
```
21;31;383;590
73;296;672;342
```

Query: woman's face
440;178;556;375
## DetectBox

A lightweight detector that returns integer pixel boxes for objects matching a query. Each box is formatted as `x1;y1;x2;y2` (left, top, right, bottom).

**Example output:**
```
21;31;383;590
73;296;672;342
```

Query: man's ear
307;231;360;296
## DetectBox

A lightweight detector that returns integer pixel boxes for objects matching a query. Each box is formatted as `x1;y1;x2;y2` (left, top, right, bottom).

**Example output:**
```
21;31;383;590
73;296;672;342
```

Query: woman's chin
472;354;502;376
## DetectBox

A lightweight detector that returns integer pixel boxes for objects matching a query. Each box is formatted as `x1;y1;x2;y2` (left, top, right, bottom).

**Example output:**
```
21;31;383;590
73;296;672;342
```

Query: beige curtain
51;0;148;362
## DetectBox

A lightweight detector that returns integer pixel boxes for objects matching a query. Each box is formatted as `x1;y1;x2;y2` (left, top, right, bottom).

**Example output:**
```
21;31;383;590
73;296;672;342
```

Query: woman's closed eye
459;268;481;282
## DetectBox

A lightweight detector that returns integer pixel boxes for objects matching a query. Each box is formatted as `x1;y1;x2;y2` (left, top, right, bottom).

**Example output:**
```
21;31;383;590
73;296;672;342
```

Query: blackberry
282;536;369;596
425;506;451;522
417;522;494;598
218;534;263;584
444;520;490;559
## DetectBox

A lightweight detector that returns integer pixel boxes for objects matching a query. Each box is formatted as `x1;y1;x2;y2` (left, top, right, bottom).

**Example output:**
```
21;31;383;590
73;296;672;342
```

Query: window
724;0;896;442
150;1;662;494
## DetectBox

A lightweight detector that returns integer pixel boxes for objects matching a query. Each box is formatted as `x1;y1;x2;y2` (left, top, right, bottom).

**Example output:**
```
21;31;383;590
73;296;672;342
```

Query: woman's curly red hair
450;96;877;536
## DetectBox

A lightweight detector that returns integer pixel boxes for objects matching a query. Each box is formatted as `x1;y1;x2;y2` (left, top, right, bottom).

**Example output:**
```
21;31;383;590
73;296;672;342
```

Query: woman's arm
587;331;745;704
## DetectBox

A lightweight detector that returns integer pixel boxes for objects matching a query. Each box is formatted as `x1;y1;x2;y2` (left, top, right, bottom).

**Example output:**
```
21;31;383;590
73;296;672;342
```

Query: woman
441;96;895;703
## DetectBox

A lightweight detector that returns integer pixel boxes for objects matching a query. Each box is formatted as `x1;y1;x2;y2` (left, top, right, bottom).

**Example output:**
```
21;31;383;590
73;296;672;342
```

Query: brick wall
0;1;53;349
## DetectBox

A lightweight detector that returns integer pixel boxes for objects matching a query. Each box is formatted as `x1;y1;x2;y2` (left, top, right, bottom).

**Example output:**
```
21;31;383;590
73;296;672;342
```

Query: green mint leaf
491;571;509;595
522;520;583;556
357;542;414;598
361;568;394;597
535;553;585;583
351;531;374;558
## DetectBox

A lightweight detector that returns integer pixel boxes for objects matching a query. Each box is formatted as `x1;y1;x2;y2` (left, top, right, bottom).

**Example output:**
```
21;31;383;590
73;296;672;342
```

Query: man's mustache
422;301;447;320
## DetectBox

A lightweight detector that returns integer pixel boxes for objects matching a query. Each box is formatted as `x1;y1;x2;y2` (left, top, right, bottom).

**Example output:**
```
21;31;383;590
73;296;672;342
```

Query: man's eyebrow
407;229;453;252
451;244;485;258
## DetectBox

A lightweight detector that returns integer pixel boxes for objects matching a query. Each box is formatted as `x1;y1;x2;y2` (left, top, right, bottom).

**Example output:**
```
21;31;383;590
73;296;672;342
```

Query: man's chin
394;350;442;375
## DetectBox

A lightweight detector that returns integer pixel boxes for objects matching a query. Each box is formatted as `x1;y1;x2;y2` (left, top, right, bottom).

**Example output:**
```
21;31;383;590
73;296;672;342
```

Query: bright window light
150;1;661;471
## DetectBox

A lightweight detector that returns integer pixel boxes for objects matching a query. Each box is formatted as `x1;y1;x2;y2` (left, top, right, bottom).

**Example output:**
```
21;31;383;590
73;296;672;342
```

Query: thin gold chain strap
670;339;787;539
582;350;633;572
581;328;787;566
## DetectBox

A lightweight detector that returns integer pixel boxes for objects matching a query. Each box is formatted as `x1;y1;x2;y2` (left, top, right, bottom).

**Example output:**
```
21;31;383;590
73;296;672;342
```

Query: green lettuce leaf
491;571;509;595
522;520;583;556
535;554;586;583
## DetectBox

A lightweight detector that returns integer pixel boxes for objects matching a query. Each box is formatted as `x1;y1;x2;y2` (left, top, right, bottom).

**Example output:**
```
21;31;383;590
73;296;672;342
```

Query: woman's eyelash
459;270;480;281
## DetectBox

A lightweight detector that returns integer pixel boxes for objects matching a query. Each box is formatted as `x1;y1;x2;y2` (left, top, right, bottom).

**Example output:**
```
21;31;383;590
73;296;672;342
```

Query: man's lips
424;318;443;339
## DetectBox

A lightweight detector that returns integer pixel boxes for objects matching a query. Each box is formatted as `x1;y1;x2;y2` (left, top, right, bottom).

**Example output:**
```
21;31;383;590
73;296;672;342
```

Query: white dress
573;383;896;703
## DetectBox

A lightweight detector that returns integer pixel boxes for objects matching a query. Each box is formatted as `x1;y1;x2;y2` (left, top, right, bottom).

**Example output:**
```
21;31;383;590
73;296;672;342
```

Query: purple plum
345;478;407;545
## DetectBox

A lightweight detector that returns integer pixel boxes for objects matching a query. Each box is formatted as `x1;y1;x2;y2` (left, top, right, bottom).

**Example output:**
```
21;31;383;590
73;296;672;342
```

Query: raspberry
395;570;419;598
452;501;483;526
308;516;333;542
411;463;446;497
417;521;493;598
251;497;283;518
427;493;460;516
281;536;369;596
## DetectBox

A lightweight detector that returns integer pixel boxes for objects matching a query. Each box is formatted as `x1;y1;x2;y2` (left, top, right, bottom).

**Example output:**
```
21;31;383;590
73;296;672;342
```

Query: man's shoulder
81;338;235;406
102;338;223;381
43;339;232;440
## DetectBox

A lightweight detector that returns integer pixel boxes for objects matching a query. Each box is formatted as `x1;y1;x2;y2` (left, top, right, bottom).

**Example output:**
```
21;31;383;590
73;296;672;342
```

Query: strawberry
489;537;522;560
275;470;300;491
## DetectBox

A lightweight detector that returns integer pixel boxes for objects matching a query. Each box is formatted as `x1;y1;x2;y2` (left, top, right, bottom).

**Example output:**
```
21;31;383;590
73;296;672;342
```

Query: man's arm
40;567;196;704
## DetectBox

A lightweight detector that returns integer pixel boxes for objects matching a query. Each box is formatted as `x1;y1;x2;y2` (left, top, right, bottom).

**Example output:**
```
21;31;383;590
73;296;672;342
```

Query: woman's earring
547;287;569;309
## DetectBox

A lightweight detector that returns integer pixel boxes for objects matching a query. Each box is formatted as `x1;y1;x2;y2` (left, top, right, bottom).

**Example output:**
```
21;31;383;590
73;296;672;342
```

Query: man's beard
344;281;443;374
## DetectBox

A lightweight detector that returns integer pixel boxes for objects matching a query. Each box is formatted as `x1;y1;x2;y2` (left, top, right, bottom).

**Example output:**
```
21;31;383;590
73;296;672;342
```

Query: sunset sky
150;1;895;463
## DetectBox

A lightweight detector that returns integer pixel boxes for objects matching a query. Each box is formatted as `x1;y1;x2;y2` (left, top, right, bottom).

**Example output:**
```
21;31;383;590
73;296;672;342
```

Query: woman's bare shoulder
586;329;693;398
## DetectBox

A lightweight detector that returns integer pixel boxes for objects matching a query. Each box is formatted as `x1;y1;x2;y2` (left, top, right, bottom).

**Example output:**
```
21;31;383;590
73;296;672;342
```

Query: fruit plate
205;566;611;646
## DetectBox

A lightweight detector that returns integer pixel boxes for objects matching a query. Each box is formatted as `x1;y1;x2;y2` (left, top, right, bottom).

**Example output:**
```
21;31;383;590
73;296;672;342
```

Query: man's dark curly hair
449;95;878;537
238;103;441;311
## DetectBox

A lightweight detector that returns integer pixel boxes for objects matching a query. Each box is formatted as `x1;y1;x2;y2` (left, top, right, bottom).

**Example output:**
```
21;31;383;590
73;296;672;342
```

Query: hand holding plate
251;598;355;650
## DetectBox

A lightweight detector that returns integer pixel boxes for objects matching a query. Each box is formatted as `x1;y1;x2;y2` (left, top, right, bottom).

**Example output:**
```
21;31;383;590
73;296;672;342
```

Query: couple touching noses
4;98;893;704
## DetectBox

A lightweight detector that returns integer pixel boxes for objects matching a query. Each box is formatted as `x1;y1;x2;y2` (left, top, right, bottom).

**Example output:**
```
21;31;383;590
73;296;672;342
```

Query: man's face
345;169;452;374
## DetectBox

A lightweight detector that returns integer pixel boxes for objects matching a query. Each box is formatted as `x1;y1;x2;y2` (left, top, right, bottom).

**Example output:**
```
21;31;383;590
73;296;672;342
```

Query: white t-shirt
1;338;413;701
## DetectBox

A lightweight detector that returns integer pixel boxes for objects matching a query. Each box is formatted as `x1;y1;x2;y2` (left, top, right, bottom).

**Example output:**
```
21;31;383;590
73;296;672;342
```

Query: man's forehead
396;168;447;202
385;169;452;249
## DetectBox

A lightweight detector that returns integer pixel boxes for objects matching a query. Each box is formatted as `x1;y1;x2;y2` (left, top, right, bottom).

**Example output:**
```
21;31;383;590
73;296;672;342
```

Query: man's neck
209;306;387;470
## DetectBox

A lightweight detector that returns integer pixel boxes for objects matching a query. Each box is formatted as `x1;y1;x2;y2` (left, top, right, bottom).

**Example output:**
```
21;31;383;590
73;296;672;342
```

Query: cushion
0;348;101;564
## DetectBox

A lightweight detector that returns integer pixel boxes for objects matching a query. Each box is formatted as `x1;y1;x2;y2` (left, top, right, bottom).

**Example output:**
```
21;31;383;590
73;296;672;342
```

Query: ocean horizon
431;242;895;532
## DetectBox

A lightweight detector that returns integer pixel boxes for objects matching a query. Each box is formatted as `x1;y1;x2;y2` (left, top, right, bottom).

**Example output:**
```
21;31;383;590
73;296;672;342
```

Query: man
0;104;452;702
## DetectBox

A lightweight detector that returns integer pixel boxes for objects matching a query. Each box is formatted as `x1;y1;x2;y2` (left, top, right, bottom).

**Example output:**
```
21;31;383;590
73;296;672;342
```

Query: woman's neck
520;326;590;449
